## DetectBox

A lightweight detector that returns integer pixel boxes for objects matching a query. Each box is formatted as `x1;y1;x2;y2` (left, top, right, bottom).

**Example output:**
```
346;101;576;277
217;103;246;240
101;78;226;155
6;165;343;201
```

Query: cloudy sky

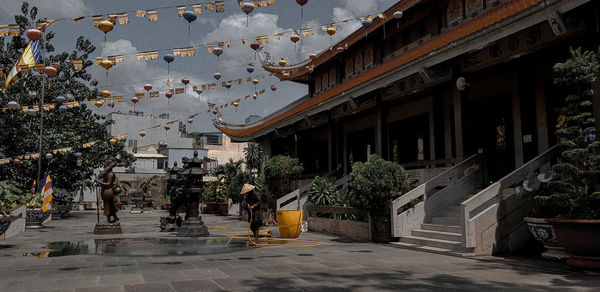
0;0;397;133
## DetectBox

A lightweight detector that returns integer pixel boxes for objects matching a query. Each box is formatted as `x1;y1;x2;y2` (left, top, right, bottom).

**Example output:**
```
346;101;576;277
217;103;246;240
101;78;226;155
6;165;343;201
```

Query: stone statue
96;161;120;223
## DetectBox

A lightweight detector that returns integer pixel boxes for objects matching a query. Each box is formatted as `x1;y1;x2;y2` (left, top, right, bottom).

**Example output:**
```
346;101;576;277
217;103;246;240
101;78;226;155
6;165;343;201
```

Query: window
205;134;222;145
128;140;137;147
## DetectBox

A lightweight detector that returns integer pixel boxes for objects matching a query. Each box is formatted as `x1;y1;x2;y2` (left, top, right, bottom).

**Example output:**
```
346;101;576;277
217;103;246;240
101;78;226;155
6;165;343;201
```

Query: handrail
461;145;560;247
392;154;480;211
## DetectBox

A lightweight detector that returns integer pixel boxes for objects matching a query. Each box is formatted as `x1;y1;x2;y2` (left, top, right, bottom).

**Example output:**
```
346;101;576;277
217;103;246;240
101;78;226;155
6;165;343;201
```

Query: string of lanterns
0;134;128;166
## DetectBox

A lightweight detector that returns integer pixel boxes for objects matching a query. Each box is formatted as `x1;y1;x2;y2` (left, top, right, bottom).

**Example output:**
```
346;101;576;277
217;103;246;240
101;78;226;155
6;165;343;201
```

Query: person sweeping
241;184;262;246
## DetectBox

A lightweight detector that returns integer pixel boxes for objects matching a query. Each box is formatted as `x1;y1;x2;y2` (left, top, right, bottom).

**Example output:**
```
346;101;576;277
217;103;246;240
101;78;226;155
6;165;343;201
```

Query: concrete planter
524;217;567;261
547;219;600;270
202;202;229;215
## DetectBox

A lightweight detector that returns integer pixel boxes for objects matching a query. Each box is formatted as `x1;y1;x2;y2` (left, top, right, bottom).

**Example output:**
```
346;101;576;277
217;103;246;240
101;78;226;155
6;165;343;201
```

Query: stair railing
391;154;483;237
460;145;560;253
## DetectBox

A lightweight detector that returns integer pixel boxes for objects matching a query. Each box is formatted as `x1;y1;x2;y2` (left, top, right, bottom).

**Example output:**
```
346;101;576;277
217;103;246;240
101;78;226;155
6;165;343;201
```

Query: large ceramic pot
547;219;600;270
53;203;73;219
524;217;568;261
26;208;51;228
372;215;392;243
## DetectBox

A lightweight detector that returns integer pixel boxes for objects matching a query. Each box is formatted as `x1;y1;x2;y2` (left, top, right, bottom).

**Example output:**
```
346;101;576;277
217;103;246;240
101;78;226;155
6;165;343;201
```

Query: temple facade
215;0;599;255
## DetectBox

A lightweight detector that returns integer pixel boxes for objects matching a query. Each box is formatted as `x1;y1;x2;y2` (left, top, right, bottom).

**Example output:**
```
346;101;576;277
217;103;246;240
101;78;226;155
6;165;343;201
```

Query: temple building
215;0;599;255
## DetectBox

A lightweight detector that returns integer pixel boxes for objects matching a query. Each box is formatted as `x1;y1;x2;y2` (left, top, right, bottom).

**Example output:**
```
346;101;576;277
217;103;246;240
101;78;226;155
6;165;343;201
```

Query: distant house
192;132;247;166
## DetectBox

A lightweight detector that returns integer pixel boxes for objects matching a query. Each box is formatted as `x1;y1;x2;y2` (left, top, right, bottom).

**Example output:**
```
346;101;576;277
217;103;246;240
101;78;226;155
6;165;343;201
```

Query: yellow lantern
101;90;110;98
252;79;259;85
327;27;336;36
279;57;287;67
97;20;114;48
109;138;117;145
94;99;105;108
100;60;114;79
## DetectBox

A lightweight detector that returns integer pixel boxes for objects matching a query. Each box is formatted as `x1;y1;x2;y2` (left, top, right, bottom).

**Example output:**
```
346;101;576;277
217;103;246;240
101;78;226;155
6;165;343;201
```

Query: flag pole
36;30;46;187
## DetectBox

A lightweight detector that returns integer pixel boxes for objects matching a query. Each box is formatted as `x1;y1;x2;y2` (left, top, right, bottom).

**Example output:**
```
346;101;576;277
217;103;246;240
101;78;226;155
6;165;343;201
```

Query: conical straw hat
240;183;255;194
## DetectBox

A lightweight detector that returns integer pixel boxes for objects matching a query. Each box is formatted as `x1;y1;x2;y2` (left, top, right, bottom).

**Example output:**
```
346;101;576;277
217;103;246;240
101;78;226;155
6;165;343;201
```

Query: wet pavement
0;210;598;291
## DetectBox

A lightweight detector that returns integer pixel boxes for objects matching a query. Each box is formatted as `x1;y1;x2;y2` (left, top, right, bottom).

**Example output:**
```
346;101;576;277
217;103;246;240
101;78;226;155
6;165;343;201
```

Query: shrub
307;176;341;206
347;154;410;216
264;155;303;200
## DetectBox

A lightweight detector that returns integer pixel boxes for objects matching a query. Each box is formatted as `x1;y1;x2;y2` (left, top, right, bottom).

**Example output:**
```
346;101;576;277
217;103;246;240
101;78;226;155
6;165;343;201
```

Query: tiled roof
217;0;542;139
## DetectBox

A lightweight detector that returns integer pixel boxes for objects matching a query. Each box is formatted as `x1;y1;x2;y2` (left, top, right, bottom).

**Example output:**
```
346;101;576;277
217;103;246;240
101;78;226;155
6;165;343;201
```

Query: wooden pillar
376;94;383;156
444;93;453;160
535;76;549;153
453;90;464;162
429;97;436;161
343;125;348;174
328;119;333;172
512;73;524;167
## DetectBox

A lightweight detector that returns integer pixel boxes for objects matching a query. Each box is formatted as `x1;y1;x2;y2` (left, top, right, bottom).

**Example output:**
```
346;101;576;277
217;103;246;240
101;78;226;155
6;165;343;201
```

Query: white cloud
1;0;88;19
341;0;379;18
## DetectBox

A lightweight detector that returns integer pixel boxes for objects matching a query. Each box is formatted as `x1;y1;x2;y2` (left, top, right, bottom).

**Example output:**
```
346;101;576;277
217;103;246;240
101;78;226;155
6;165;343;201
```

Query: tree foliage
307;176;341;206
0;3;133;192
213;159;262;203
347;154;410;215
264;155;303;200
541;47;600;219
243;142;263;173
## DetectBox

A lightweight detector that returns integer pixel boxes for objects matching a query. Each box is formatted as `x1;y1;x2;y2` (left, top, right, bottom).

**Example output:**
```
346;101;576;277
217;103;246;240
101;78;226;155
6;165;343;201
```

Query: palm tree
244;143;264;173
140;175;160;197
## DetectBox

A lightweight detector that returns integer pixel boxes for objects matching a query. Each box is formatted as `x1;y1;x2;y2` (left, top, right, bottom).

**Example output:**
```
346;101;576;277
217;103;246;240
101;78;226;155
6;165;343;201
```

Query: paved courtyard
0;210;598;292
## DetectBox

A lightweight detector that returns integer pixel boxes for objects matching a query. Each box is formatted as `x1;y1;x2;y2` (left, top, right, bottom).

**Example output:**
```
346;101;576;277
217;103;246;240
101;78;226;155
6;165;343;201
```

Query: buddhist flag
4;40;41;92
39;172;53;213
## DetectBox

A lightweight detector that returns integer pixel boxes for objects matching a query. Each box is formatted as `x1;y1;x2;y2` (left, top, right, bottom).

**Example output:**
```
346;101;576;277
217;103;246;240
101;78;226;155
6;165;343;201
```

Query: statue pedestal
176;216;209;237
94;222;122;234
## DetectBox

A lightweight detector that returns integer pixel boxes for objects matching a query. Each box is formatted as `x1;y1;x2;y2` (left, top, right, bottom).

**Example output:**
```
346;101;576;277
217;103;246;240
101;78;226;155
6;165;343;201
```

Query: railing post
460;203;471;248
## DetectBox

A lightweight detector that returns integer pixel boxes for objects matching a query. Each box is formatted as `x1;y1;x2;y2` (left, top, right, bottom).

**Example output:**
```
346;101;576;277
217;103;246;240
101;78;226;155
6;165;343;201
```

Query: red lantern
144;84;152;91
309;53;317;60
164;126;170;131
13;158;21;165
290;34;300;43
252;93;258;100
131;97;139;104
271;85;277;91
44;66;57;77
26;28;42;41
165;92;173;98
139;130;146;137
181;77;190;85
250;42;260;51
336;46;345;53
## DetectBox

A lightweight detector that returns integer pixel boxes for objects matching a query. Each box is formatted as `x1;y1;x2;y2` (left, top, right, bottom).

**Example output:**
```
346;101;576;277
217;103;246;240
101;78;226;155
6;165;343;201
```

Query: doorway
465;93;515;181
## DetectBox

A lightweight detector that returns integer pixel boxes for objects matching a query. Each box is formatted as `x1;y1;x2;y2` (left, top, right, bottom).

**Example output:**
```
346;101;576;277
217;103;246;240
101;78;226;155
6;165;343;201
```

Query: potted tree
542;47;600;270
347;154;410;243
0;181;27;236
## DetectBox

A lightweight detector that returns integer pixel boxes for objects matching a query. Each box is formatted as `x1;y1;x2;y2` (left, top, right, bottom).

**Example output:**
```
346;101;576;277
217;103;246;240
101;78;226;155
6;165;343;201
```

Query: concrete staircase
392;190;481;256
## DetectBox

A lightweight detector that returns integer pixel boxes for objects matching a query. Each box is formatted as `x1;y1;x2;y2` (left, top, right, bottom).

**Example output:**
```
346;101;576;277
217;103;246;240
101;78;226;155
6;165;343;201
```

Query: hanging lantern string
93;12;384;60
32;0;273;23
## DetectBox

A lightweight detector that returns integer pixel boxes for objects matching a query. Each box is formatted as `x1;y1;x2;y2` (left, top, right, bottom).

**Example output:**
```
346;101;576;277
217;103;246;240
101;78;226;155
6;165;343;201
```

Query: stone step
411;229;463;242
431;216;461;225
399;235;464;250
388;241;475;257
421;223;462;234
441;209;461;218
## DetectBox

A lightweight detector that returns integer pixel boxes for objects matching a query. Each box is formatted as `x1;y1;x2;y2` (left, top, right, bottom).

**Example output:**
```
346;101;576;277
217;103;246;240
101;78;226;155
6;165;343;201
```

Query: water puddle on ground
23;237;249;258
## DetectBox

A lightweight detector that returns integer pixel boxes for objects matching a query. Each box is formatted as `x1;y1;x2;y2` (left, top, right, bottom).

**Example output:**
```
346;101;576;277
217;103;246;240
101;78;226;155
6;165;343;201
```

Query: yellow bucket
276;210;303;238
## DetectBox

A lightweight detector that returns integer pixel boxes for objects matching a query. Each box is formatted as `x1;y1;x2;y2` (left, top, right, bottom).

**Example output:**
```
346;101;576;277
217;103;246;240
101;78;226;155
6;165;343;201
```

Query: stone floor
0;210;598;291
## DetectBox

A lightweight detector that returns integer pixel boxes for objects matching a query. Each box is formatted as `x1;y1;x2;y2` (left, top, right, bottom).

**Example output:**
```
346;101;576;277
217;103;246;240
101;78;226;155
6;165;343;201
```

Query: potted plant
541;47;600;270
347;154;410;243
52;189;75;219
523;183;570;261
25;192;52;228
0;181;27;236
